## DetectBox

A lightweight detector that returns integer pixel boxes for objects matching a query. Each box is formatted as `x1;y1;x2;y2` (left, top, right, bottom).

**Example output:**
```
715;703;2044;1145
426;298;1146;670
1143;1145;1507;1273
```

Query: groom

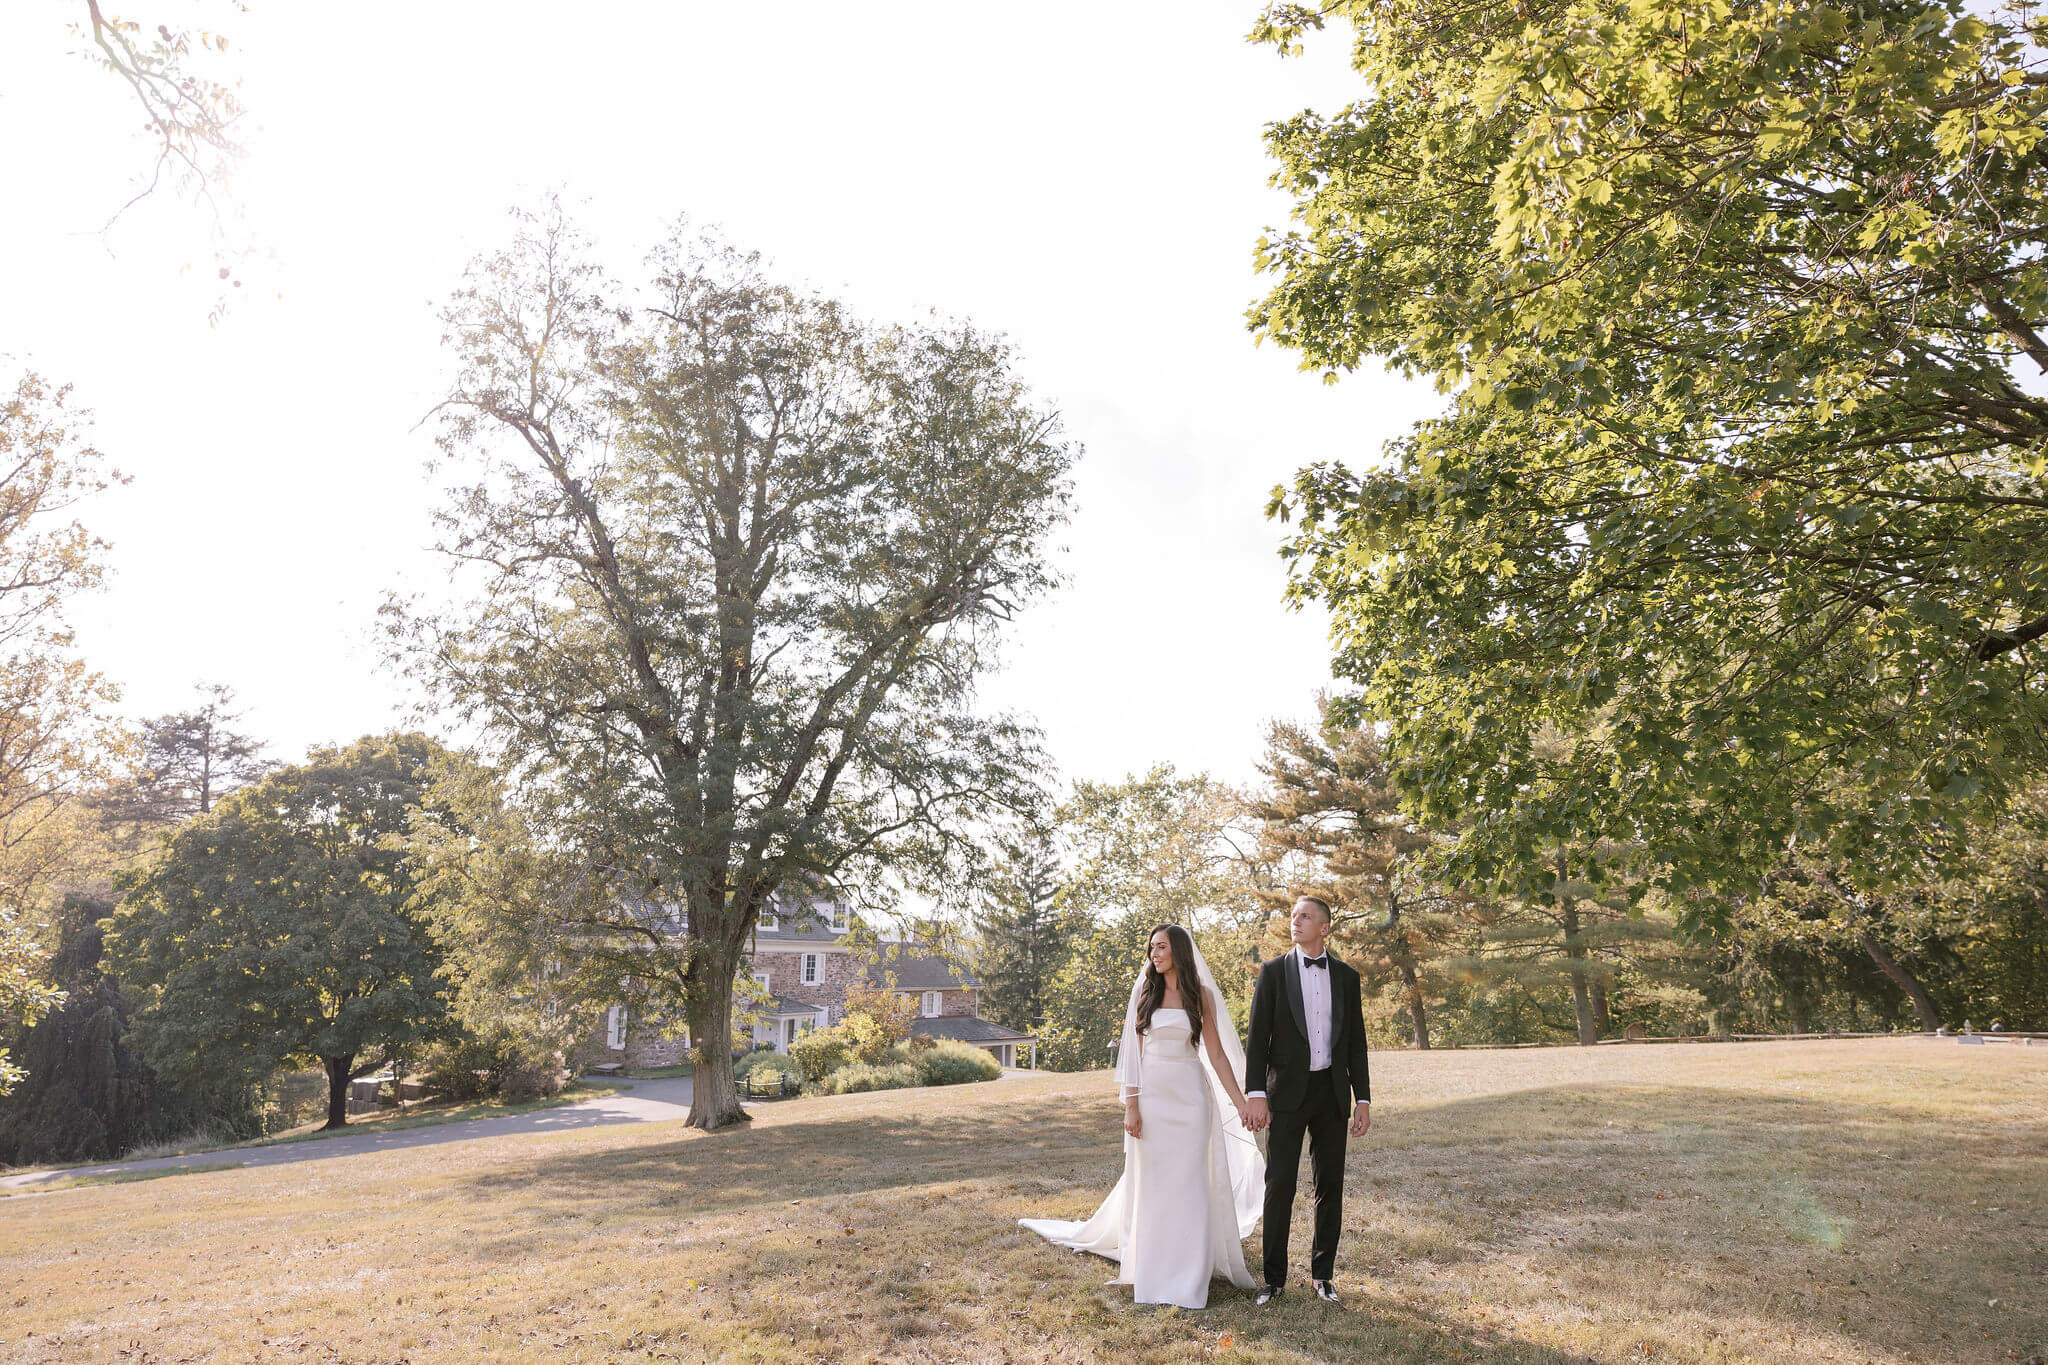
1242;894;1371;1305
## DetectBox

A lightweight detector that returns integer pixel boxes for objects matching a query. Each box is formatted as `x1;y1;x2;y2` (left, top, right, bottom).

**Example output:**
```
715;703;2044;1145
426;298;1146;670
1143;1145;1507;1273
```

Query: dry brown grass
1;1039;2041;1364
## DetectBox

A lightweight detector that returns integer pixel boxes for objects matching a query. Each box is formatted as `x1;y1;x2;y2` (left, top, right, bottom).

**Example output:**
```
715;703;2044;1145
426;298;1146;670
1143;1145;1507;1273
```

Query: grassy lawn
1;1040;2041;1364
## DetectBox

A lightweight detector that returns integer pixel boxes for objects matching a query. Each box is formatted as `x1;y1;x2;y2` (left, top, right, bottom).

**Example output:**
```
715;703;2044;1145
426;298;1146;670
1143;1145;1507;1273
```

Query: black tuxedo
1243;949;1371;1285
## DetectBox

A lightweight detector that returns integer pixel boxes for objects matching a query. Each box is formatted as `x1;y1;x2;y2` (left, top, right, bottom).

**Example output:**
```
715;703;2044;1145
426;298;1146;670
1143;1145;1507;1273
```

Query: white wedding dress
1019;955;1264;1309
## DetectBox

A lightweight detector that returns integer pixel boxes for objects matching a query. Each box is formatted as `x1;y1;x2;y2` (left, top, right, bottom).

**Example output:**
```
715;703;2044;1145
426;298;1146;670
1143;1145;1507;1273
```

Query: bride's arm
1123;1032;1142;1138
1201;987;1248;1110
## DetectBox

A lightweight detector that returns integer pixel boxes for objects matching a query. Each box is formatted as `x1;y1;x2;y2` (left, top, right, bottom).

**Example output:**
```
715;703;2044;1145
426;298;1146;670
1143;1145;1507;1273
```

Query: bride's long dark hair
1136;924;1205;1047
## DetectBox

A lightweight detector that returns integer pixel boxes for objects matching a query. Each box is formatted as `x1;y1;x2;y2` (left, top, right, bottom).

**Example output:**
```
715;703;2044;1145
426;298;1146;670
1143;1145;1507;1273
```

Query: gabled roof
866;944;979;992
910;1016;1034;1043
752;895;854;944
609;894;852;943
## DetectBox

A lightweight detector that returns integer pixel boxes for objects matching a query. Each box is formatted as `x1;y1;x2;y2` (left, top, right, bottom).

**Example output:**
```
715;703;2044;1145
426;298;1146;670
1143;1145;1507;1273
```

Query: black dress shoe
1313;1279;1339;1303
1255;1283;1284;1305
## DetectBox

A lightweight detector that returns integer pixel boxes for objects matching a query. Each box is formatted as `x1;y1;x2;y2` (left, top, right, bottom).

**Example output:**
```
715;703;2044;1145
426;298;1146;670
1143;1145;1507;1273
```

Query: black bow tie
1301;955;1328;969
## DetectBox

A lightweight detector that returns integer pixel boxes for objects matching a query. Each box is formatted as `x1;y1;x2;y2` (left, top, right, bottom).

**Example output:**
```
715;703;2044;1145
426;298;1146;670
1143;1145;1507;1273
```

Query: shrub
740;1064;798;1091
836;1014;890;1065
419;1033;510;1101
419;1026;566;1102
732;1046;783;1080
498;1049;567;1099
837;978;920;1062
918;1038;1002;1086
807;1062;921;1096
787;1029;853;1080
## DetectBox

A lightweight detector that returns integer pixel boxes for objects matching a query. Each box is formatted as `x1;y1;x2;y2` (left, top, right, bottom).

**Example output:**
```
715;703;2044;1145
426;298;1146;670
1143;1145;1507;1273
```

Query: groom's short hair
1294;894;1332;922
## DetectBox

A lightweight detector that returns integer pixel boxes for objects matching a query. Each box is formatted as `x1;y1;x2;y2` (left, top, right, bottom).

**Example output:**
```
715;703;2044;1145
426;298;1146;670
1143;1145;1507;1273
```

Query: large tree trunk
1786;990;1811;1036
1857;930;1943;1031
685;944;751;1131
1561;900;1599;1045
1398;956;1430;1049
1589;975;1612;1038
321;1055;353;1130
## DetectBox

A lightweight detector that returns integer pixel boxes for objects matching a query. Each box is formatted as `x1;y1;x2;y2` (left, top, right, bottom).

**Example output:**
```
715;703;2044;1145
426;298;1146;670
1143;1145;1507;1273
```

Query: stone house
587;894;1037;1070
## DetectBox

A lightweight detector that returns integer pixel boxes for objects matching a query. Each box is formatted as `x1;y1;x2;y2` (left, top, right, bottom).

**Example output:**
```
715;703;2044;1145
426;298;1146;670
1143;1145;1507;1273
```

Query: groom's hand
1244;1097;1269;1132
1349;1101;1371;1137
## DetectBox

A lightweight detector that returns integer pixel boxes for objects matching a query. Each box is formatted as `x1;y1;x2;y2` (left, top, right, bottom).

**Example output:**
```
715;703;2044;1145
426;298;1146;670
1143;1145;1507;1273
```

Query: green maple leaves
1250;0;2048;923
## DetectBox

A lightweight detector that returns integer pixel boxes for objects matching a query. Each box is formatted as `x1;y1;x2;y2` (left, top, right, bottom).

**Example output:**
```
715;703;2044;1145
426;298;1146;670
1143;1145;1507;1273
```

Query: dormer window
757;904;778;931
827;903;850;933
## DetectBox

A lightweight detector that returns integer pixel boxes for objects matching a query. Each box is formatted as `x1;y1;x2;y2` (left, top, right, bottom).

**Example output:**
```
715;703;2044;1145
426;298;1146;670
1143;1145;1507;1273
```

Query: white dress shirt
1296;944;1334;1072
1246;945;1335;1100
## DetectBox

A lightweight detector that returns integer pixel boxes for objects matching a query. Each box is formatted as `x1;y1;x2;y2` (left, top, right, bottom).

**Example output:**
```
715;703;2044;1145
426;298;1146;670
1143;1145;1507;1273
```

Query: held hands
1242;1096;1270;1133
1123;1100;1142;1139
1350;1101;1371;1137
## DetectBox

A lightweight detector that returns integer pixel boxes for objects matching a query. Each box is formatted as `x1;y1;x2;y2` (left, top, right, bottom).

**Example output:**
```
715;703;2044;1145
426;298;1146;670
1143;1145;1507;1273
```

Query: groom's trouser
1262;1066;1347;1285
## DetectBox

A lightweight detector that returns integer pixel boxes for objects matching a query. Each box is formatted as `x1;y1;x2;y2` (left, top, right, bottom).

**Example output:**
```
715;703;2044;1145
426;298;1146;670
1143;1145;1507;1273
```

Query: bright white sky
4;1;1434;792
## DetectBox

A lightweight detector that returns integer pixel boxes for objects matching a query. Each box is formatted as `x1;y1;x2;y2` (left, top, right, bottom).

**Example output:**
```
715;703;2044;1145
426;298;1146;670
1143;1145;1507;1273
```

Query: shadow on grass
456;1079;2046;1363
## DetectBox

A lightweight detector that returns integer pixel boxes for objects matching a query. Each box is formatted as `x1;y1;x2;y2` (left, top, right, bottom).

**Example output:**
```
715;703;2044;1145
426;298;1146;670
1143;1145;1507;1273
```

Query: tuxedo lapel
1326;955;1347;1059
1282;950;1307;1042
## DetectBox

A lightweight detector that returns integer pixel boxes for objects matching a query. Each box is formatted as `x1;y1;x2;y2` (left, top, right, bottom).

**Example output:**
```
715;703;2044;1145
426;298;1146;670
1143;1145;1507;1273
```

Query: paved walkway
0;1076;699;1192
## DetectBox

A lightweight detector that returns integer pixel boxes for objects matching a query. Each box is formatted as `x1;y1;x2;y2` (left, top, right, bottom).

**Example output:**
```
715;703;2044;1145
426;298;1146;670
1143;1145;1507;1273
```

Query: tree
1941;784;2048;1029
74;2;243;219
107;734;454;1129
1039;908;1152;1071
0;893;259;1162
0;374;127;902
94;684;270;836
835;977;922;1065
401;754;590;1083
1748;842;1980;1032
66;0;251;313
1248;699;1478;1048
1721;875;1941;1032
0;906;67;1096
1037;768;1276;1068
1251;0;2048;921
1059;766;1265;936
388;204;1073;1129
0;373;125;1058
1476;861;1682;1045
972;836;1063;1034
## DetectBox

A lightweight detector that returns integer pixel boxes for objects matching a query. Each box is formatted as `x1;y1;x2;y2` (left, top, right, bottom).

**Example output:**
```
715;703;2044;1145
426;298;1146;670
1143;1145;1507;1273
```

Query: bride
1019;924;1264;1308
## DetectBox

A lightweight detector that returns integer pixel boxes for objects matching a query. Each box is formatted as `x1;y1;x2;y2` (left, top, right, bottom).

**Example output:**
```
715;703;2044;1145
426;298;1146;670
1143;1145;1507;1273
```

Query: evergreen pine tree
972;839;1063;1034
1249;697;1480;1049
93;683;271;842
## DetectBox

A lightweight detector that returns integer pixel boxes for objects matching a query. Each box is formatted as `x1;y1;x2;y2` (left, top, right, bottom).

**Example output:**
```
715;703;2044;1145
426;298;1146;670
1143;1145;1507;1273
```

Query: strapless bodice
1147;1008;1197;1061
